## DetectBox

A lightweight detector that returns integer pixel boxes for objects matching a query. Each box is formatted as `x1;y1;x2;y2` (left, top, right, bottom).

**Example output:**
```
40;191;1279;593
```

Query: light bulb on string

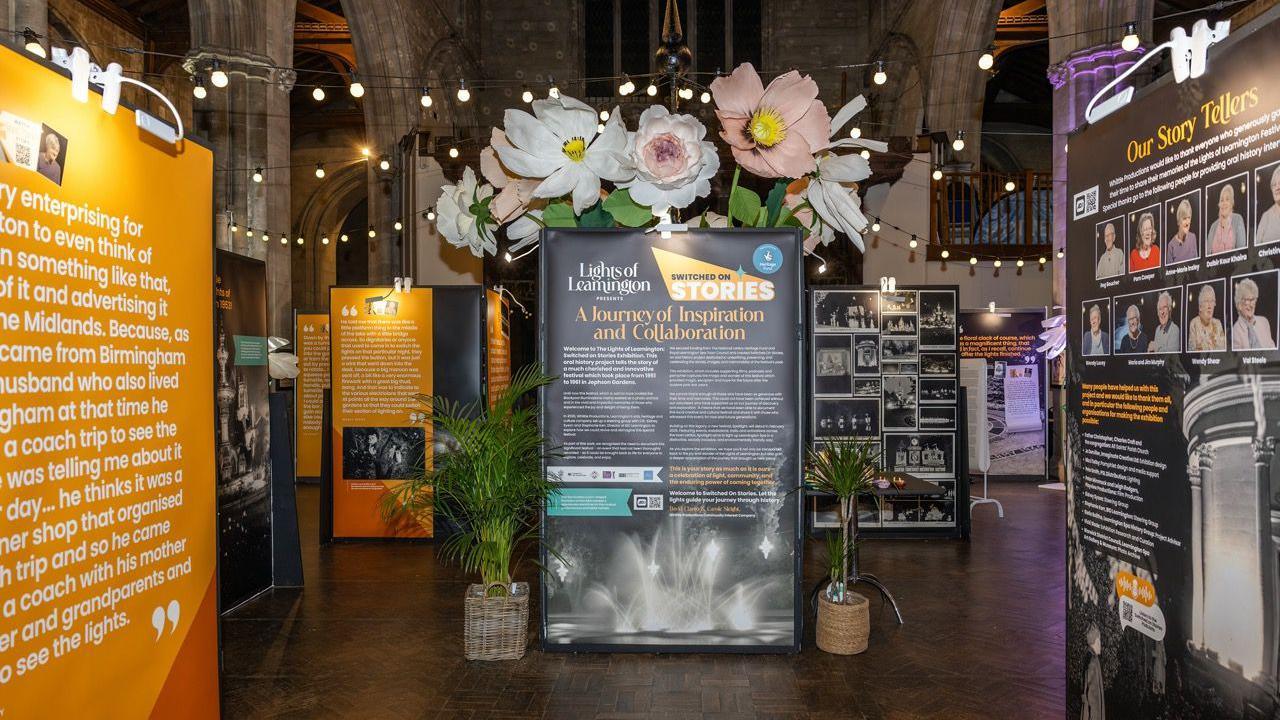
210;60;228;88
599;109;610;121
340;234;349;243
618;75;635;96
378;156;391;171
245;228;254;239
420;87;433;107
978;45;995;71
678;86;694;100
315;164;326;179
322;236;330;245
349;73;364;98
932;168;943;181
871;219;881;232
394;220;403;231
969;257;978;266
521;84;534;103
1039;256;1047;265
700;90;711;104
1016;258;1025;268
646;81;658;96
597;123;605;134
368;227;376;239
908;237;918;249
860;149;871;160
941;249;950;259
1121;22;1140;52
312;86;326;102
456;79;470;102
873;61;887;86
952;130;965;151
1004;180;1015;191
296;237;304;246
548;76;560;99
426;209;436;221
448;146;459;159
1057;249;1065;258
192;76;207;99
279;234;288;245
993;259;1002;268
230;222;239;234
252;167;264;184
849;126;861;139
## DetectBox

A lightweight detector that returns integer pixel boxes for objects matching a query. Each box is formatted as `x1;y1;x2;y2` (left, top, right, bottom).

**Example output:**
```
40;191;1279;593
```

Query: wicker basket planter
816;588;869;655
463;581;530;661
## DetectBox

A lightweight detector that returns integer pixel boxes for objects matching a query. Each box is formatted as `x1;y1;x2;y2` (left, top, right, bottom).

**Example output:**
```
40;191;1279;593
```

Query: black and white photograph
1185;278;1228;353
881;337;918;362
342;426;425;480
853;334;880;375
852;378;881;397
882;314;917;336
883;500;955;525
919;406;957;430
882;375;917;430
1163;188;1201;267
813;289;879;331
1094;215;1126;279
815;398;880;438
920;352;957;376
814;334;853;395
1112;285;1184;355
1255;159;1280;246
919;291;957;348
1204;172;1249;257
883;432;955;476
880;289;918;314
881;361;918;375
919;378;957;404
1229;269;1279;351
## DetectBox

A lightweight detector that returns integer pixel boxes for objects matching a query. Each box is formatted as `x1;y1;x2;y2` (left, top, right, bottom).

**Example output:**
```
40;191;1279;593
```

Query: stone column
1189;448;1208;650
186;0;297;339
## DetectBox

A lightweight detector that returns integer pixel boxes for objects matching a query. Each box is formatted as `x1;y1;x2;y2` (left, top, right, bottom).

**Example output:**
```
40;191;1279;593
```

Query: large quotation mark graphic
151;600;181;641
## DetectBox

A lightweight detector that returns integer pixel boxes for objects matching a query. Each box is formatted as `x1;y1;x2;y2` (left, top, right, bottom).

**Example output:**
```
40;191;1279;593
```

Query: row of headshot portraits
1081;269;1280;355
1094;163;1280;279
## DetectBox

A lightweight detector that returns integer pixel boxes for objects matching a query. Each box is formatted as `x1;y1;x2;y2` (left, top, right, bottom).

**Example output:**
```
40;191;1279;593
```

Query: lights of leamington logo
567;261;652;296
650;247;775;301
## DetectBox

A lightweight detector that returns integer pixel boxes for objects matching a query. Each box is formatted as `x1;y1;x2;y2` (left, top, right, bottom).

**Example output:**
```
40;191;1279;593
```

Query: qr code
1073;185;1099;220
1121;601;1133;623
633;494;663;511
13;140;30;166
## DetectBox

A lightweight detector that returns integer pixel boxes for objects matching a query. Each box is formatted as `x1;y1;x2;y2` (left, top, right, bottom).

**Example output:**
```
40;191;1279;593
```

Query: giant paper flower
618;106;719;211
494;94;632;213
436;166;498;257
784;152;872;252
506;208;543;253
710;63;830;179
479;128;541;223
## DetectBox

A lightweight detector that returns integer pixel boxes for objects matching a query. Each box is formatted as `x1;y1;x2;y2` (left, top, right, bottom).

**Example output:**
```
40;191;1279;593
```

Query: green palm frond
382;364;559;587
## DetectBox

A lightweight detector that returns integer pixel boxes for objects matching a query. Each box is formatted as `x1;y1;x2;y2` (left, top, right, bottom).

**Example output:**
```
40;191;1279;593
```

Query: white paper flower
619;106;719;212
506;209;543;252
494;94;632;213
1037;312;1067;359
806;153;872;251
436;166;498;257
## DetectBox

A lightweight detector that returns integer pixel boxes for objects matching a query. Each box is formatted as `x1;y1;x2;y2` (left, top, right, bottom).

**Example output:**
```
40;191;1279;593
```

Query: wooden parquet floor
221;481;1065;719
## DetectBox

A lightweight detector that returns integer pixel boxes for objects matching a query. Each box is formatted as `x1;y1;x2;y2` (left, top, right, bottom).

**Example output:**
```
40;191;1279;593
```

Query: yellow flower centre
749;108;787;147
562;137;587;162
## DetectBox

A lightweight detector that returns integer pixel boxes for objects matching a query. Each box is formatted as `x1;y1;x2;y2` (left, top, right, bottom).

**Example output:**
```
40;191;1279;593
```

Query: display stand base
970;472;1005;518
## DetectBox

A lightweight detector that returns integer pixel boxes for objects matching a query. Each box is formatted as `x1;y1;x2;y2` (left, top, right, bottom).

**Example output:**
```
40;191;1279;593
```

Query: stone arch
292;160;368;310
923;3;1002;164
866;32;924;139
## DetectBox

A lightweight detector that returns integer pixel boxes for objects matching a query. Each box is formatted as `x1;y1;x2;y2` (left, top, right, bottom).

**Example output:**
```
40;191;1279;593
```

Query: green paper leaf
765;180;788;226
728;184;762;226
754;206;769;227
602;188;655;227
775;205;795;228
579;202;615;228
542;202;577;228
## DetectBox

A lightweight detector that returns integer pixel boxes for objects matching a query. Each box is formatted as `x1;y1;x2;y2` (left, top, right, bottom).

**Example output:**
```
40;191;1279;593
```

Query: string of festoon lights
11;2;1238;257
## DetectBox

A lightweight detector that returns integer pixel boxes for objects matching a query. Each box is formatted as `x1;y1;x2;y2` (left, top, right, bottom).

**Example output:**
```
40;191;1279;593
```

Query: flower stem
729;166;741;226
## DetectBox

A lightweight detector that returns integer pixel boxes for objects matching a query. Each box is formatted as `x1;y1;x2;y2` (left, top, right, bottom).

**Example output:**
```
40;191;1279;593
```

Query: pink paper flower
710;63;830;179
479;128;541;223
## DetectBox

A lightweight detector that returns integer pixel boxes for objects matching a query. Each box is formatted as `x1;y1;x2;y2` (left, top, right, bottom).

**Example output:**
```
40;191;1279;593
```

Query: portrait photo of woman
1256;163;1280;245
1207;178;1248;255
1231;273;1277;351
1129;211;1159;272
1164;194;1199;266
1186;280;1227;352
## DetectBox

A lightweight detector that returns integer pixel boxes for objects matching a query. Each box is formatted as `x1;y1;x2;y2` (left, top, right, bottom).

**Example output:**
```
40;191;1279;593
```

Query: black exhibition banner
810;285;962;534
1066;15;1280;718
957;308;1048;478
540;228;803;652
213;250;273;611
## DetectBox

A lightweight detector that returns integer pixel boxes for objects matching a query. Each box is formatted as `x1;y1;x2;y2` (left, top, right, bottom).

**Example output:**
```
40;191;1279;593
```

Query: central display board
1066;12;1280;718
540;228;803;652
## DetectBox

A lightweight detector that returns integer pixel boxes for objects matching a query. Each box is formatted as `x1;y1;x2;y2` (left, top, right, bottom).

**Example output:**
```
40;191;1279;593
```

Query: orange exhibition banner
486;289;511;409
330;287;434;538
0;45;218;718
294;312;329;479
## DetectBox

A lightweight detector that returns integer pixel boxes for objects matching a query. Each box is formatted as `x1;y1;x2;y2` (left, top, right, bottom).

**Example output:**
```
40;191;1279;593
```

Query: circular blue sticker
752;243;783;275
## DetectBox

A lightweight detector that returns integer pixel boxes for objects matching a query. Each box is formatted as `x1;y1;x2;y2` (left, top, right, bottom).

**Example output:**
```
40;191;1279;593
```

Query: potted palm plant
384;364;558;661
807;438;880;655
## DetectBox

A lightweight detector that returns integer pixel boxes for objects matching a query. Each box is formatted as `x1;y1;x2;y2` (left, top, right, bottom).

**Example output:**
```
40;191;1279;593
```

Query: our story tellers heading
1126;86;1260;164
